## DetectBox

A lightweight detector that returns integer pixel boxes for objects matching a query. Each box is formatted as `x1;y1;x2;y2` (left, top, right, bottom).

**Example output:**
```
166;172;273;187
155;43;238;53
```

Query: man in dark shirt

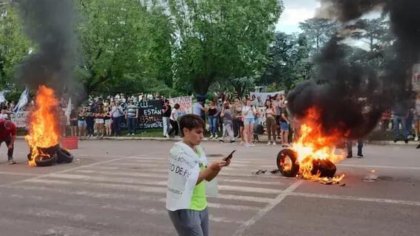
162;100;172;138
0;119;17;164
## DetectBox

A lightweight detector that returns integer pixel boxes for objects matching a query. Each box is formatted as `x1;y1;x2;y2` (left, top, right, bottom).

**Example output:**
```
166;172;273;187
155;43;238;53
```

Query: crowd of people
0;91;418;150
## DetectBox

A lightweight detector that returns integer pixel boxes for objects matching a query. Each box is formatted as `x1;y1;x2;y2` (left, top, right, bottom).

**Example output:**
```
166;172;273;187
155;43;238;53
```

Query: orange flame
292;107;345;182
25;85;60;167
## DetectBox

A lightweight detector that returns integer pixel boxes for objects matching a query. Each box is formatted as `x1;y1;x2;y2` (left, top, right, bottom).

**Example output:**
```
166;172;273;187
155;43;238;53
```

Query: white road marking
0;155;143;188
338;163;420;171
233;180;303;236
290;192;420;207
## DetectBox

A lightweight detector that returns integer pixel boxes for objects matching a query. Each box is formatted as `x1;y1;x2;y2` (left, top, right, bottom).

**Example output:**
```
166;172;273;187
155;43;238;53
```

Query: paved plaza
0;139;419;236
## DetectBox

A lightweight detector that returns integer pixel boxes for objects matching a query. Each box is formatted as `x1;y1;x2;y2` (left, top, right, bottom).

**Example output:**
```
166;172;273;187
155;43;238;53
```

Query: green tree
168;0;282;96
260;32;312;90
299;18;338;51
0;3;30;90
76;0;174;95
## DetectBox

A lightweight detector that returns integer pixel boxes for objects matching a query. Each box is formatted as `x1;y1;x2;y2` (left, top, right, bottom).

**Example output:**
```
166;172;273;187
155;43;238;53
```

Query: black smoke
15;0;77;96
288;0;420;139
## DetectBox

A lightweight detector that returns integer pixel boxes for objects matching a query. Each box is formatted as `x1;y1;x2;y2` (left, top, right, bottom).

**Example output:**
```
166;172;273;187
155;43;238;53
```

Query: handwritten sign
138;100;163;129
169;96;192;115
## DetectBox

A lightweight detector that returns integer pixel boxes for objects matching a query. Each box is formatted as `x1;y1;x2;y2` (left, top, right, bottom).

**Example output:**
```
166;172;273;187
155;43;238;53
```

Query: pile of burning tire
276;148;336;178
27;145;74;167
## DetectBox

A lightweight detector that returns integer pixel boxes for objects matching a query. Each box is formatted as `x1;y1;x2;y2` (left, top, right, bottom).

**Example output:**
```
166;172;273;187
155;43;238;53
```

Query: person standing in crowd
94;102;105;138
265;100;277;145
0;120;17;164
193;99;206;126
77;107;86;137
69;108;78;137
242;99;256;147
0;106;9;120
220;102;234;143
168;103;181;137
347;139;364;158
110;101;124;136
415;93;420;148
272;94;282;140
162;100;172;138
207;101;219;139
59;109;67;137
166;114;230;236
392;101;409;143
126;99;138;136
279;106;290;147
104;103;112;136
85;106;95;137
232;98;244;142
380;109;392;131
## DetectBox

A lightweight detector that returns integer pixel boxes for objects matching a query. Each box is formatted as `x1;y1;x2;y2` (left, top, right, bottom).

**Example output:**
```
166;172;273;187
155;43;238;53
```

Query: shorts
244;118;255;125
280;122;289;131
95;118;104;124
105;119;112;125
77;120;86;127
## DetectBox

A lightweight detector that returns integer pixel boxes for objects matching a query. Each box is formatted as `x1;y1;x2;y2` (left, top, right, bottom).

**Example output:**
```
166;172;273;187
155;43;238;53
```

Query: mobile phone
224;150;236;161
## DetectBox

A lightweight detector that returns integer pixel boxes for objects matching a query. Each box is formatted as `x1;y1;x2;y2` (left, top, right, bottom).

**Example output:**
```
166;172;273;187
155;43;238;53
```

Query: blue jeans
168;208;209;236
112;116;121;136
393;116;408;140
208;116;218;135
127;117;137;134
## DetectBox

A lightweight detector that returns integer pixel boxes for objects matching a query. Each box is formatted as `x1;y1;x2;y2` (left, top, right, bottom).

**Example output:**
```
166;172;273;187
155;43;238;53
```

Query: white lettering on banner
144;108;161;116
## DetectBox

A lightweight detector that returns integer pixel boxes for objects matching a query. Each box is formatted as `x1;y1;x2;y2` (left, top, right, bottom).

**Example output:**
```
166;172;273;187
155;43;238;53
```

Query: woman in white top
242;99;256;147
169;103;181;137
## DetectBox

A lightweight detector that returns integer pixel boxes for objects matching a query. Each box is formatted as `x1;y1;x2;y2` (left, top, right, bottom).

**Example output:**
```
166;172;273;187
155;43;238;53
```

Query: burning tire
56;148;74;164
311;159;336;178
276;149;299;177
34;154;57;167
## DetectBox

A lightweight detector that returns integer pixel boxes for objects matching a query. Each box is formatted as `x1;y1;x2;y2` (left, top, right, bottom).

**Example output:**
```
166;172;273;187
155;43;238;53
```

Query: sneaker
8;159;16;165
357;154;364;158
272;142;277;146
417;144;420;149
267;141;271;145
209;135;214;139
415;137;419;141
214;134;218;139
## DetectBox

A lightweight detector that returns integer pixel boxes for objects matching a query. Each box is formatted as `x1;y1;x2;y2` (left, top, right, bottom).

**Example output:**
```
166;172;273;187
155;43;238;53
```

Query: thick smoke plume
15;0;77;96
288;0;420;139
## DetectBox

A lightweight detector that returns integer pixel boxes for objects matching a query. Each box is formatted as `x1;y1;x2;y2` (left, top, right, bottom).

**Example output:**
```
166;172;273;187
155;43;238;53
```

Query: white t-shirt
166;142;207;211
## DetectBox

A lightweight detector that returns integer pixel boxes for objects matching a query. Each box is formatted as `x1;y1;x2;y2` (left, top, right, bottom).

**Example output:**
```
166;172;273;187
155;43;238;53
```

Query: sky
276;0;320;33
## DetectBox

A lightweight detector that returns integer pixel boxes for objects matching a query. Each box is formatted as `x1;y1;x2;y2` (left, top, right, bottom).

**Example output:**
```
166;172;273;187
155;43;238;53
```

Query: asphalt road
0;139;419;236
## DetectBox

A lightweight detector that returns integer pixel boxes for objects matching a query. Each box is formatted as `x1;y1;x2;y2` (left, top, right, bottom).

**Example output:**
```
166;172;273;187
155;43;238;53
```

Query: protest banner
250;91;284;105
11;111;29;128
138;100;163;129
169;96;192;115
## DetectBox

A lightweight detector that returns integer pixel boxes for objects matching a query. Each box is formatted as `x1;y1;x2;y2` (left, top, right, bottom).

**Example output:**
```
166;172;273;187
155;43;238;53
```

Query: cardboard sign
138;100;163;129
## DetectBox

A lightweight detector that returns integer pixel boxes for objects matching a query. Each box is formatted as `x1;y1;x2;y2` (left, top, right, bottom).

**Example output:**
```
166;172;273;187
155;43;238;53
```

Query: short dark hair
174;103;180;109
179;114;205;136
